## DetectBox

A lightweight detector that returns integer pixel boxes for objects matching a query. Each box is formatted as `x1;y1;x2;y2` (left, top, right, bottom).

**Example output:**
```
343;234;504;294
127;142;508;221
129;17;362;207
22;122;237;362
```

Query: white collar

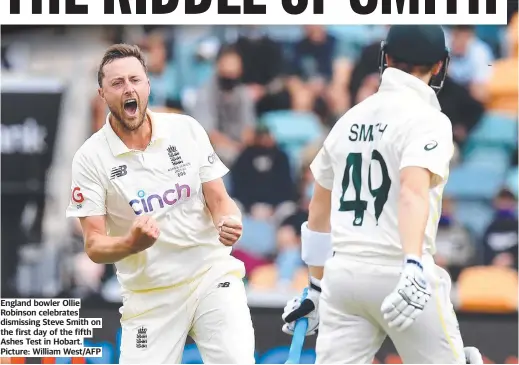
378;67;441;111
103;110;165;156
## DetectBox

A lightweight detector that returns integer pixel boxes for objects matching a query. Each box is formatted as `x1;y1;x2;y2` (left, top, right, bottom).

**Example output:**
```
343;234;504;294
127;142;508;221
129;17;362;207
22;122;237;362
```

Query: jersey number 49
339;150;391;226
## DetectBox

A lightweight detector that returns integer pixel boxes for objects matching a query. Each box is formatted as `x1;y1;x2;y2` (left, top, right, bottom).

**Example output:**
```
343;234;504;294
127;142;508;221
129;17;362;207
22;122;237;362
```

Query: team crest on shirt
166;145;191;178
135;326;147;350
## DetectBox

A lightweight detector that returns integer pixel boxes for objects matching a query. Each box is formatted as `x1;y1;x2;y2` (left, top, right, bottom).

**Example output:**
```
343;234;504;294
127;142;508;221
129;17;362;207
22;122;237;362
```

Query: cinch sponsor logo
128;184;191;216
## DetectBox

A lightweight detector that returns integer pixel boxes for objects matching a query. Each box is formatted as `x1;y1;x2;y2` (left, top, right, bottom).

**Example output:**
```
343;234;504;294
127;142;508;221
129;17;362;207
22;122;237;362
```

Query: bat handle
285;288;309;364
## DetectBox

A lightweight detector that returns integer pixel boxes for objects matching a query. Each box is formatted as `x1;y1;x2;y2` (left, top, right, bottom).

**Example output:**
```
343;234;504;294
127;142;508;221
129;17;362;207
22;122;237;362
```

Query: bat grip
285;288;309;364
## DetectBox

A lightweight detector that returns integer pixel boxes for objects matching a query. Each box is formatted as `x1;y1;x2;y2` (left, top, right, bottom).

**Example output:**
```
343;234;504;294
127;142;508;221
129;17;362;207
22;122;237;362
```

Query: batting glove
380;255;431;331
464;347;483;364
282;276;321;336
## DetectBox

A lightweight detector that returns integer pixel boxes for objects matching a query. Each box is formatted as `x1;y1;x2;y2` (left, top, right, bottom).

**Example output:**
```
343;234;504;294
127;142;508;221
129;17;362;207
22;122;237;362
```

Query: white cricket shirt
311;68;454;263
66;110;244;291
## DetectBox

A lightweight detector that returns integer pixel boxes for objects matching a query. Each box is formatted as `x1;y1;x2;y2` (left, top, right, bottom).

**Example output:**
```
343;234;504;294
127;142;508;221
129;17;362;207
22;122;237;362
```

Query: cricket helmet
379;25;451;94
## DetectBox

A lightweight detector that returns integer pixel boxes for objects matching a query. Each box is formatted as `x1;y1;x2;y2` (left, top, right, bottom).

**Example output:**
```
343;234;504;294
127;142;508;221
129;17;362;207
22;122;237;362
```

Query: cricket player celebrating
281;25;484;364
66;44;254;364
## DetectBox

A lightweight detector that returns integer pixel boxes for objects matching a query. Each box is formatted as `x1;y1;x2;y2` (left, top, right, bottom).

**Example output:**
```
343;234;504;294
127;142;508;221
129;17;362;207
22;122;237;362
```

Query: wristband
301;222;333;266
404;254;423;270
309;276;322;293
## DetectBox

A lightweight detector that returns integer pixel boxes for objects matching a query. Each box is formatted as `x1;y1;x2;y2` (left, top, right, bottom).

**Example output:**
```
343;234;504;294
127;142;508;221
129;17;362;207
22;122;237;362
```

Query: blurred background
1;12;518;364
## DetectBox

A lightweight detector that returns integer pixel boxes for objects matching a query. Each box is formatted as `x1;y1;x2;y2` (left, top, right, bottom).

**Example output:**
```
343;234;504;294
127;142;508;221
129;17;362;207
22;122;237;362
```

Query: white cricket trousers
118;262;255;364
315;253;465;364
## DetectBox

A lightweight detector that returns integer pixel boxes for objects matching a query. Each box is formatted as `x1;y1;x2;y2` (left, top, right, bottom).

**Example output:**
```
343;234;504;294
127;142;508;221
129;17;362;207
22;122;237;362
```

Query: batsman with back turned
281;25;485;364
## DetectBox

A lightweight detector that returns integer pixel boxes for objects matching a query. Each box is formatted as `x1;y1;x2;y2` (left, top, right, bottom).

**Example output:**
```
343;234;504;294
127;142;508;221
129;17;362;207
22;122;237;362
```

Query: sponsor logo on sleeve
71;186;84;208
424;140;438;151
208;151;219;164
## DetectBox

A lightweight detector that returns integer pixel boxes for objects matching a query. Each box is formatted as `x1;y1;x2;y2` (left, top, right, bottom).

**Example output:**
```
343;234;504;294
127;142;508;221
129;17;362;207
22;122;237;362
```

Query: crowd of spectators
5;19;516;306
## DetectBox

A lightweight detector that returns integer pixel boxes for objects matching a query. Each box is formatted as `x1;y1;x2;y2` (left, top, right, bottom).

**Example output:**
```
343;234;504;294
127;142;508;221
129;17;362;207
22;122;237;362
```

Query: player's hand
380;255;431;331
126;216;160;253
281;277;321;336
464;347;484;364
217;215;242;246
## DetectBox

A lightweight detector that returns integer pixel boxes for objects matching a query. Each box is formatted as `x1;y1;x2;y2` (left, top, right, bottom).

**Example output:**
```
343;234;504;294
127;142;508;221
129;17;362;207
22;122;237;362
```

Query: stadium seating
506;166;519;197
465;113;518;153
248;264;308;291
454;201;495;239
456;266;518;313
260;110;323;174
235;217;277;258
445;163;506;200
463;145;511;174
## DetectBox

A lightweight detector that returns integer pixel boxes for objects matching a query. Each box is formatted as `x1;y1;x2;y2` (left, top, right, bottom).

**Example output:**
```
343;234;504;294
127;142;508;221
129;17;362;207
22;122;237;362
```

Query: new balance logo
110;165;127;180
217;282;230;288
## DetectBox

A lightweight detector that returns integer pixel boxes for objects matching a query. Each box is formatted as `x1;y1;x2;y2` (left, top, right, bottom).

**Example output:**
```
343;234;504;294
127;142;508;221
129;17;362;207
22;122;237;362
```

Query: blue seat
466;113;518;151
261;110;322;146
505;167;518;197
235;217;277;258
454;201;494;239
463;146;510;174
262;25;304;43
445;164;506;200
175;39;215;90
260;110;322;175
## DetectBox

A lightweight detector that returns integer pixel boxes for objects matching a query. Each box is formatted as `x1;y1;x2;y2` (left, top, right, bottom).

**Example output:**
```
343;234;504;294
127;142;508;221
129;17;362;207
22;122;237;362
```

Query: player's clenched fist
217;215;242;246
126;216;160;253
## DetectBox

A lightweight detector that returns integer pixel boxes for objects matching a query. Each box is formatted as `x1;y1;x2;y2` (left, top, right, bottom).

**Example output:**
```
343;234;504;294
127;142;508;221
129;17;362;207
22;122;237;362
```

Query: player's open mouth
123;98;138;116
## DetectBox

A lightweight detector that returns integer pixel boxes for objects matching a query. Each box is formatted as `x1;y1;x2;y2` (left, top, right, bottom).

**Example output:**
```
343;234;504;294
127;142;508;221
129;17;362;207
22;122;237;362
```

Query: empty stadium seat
445;164;506;200
248;264;308;291
260;110;323;173
235;217;277;258
463;146;511;174
505;167;518;197
248;264;277;290
454;201;495;239
466;113;518;152
456;266;518;313
261;25;304;43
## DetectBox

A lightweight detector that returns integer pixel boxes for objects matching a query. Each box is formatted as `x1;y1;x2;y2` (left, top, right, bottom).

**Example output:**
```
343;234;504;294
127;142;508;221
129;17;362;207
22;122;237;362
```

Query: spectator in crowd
348;26;389;107
482;188;518;269
446;25;495;102
482;12;518;117
287;25;350;120
230;124;295;219
435;196;476;281
142;31;183;110
231;26;289;115
192;45;255;167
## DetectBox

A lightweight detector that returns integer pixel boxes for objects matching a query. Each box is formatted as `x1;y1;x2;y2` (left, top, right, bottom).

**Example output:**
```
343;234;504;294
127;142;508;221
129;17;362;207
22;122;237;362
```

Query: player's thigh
118;290;192;364
316;256;387;364
386;265;465;364
190;273;255;364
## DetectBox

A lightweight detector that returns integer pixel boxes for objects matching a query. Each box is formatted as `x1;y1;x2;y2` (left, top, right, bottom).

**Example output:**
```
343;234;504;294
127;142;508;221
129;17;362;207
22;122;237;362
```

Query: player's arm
398;118;454;258
66;151;158;264
79;215;159;264
190;116;242;246
202;178;243;246
305;182;332;280
79;215;134;264
381;117;454;332
282;144;334;336
398;167;431;257
301;144;334;277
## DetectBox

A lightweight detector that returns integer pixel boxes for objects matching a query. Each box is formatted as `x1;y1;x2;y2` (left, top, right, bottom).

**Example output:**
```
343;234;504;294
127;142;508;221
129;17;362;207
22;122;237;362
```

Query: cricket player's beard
109;99;148;132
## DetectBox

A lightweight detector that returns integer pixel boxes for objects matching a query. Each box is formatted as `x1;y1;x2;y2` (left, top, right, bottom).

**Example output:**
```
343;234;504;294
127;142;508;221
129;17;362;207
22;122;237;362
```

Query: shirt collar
103;110;166;157
378;67;441;111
